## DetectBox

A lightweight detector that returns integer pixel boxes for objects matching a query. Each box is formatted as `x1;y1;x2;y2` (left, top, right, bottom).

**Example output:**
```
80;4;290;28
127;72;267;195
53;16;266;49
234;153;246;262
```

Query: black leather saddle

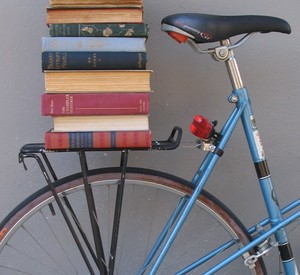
161;13;291;43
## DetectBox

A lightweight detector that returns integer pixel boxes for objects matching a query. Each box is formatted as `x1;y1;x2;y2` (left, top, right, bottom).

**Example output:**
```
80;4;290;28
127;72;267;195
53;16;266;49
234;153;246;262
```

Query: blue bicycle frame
142;39;300;274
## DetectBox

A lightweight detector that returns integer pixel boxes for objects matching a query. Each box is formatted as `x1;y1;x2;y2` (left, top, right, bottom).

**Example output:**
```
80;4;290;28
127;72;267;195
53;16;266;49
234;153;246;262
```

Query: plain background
1;0;300;273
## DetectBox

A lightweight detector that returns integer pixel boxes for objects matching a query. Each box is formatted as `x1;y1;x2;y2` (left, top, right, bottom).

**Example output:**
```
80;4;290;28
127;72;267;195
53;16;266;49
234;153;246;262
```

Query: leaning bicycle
0;12;299;275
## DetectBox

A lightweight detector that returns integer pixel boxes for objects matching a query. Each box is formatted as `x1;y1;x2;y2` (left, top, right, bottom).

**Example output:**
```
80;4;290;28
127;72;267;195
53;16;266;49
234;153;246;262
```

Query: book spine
42;37;146;52
41;93;150;115
42;52;147;70
49;23;149;37
45;130;152;149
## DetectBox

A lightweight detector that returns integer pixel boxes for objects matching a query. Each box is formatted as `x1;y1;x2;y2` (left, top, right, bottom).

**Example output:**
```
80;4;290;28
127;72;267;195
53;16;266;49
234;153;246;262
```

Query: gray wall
1;0;300;273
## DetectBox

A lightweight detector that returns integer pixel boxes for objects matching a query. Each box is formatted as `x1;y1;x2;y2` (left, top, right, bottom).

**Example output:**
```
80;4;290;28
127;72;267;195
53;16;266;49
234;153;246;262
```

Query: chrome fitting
214;46;230;61
228;94;239;103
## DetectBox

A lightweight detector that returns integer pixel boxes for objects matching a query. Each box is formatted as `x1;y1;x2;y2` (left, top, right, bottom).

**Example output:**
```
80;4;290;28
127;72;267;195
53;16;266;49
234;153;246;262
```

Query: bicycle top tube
161;13;291;44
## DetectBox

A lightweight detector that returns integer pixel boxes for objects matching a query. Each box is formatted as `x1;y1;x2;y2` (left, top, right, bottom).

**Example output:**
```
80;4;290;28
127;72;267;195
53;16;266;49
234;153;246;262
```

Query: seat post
221;39;244;90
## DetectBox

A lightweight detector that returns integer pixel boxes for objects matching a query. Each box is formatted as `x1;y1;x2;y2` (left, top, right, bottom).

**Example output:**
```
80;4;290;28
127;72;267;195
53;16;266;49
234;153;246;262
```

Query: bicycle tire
0;167;266;274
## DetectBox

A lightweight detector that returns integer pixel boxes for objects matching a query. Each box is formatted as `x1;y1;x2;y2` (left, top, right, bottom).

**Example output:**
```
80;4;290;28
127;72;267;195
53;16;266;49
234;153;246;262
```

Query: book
53;115;149;132
47;7;143;24
44;70;152;92
49;23;149;37
42;37;146;52
49;0;143;8
41;92;150;115
44;130;152;150
42;52;147;70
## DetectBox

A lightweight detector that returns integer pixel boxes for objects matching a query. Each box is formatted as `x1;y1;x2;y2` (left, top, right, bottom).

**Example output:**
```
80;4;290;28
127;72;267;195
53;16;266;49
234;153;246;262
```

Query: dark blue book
42;51;147;70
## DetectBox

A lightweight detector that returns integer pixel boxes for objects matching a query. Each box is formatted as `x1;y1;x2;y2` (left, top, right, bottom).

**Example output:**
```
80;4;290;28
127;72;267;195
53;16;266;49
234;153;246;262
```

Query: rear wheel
0;167;266;274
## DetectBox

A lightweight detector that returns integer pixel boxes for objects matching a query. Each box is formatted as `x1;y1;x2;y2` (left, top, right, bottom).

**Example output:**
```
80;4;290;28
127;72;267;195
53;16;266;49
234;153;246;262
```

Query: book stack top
42;0;152;150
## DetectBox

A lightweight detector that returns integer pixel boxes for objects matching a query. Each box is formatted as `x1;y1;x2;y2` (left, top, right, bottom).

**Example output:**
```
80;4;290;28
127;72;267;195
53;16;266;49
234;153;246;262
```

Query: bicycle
0;12;299;274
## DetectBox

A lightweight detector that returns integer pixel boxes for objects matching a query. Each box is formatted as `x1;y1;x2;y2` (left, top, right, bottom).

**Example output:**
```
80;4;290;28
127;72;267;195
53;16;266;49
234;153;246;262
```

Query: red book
41;92;150;116
44;130;152;149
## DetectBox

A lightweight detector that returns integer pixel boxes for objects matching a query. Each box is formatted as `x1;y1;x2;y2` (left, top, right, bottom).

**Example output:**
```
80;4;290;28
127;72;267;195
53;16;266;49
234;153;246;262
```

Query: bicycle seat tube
219;40;299;275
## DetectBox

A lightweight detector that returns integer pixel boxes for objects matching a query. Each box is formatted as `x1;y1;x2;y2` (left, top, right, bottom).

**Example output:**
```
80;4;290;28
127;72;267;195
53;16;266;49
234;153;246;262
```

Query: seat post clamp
213;46;230;61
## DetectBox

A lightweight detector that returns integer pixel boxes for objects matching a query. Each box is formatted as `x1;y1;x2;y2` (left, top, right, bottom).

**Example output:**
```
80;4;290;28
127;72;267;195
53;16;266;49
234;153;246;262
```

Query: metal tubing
191;106;241;185
203;210;300;275
247;197;300;235
221;39;244;90
148;152;221;274
29;153;96;274
237;87;297;273
176;239;236;274
78;150;108;274
41;152;58;181
63;196;99;267
149;100;247;273
41;151;99;265
108;150;129;274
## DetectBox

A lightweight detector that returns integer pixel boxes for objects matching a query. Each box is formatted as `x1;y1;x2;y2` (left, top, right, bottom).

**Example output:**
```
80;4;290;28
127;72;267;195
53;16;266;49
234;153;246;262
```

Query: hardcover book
41;92;150;115
47;7;143;24
44;130;152;150
44;70;152;93
42;37;146;52
49;0;143;7
42;52;147;70
49;23;149;37
53;115;149;132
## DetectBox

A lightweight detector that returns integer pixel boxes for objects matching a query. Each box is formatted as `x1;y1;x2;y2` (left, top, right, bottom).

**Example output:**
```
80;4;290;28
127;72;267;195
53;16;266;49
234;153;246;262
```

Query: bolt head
230;95;238;103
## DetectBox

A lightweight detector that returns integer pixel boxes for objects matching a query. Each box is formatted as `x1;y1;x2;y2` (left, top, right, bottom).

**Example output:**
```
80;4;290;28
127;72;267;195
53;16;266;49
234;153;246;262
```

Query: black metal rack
17;126;182;274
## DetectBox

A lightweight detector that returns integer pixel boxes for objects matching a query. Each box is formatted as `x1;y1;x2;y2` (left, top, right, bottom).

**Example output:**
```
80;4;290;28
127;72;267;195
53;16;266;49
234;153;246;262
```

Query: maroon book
41;92;150;115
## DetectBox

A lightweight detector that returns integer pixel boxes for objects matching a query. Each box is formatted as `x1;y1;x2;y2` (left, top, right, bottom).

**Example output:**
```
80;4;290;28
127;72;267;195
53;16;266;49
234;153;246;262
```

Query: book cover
44;70;152;93
45;130;152;150
53;115;149;132
47;7;143;24
41;93;150;115
42;52;147;70
49;0;143;7
49;23;149;37
42;37;146;52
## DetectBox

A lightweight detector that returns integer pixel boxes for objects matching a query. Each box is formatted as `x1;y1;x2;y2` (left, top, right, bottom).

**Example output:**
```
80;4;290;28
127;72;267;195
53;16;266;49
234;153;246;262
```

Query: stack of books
42;0;152;150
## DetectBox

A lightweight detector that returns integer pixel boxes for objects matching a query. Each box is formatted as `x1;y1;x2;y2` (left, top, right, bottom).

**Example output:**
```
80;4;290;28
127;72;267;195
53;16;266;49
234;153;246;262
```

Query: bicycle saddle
161;13;291;43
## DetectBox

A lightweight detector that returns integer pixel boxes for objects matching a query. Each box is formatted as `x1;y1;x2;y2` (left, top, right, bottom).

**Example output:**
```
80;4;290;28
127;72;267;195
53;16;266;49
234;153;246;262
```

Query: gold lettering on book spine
65;94;69;114
47;52;55;69
55;52;61;70
61;52;67;69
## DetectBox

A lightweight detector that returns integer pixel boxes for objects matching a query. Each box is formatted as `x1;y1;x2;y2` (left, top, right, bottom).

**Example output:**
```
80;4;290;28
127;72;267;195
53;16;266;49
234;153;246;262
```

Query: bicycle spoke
5;232;66;275
0;264;32;274
21;225;69;274
40;209;80;274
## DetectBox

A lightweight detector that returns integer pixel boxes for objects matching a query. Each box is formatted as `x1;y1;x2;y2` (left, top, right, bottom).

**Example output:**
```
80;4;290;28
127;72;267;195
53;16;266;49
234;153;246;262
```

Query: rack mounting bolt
229;95;238;103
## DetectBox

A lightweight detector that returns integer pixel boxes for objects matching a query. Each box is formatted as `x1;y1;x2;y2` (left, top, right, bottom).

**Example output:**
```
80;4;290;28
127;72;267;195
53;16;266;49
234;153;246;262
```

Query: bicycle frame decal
249;115;265;159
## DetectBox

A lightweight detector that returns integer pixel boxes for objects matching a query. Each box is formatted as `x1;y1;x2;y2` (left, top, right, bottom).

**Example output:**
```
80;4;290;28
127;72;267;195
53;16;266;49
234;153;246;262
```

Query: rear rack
17;126;182;272
19;126;182;155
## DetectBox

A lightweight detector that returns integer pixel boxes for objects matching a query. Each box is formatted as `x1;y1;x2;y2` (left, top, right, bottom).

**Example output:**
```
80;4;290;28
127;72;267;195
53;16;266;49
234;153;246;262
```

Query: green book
49;23;149;38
